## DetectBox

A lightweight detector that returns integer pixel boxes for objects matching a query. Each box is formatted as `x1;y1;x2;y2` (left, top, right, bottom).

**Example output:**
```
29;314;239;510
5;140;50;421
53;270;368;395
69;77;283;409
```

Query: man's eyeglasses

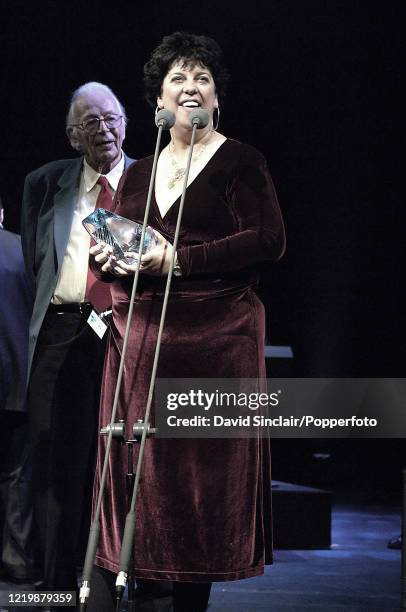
70;115;123;135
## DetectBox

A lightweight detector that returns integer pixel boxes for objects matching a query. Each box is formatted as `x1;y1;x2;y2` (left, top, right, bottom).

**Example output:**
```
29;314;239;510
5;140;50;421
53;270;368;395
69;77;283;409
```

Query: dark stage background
1;0;404;498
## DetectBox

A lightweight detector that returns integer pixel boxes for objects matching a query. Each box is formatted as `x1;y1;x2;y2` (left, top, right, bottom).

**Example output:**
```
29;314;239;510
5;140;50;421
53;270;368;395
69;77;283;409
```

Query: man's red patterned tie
85;176;114;312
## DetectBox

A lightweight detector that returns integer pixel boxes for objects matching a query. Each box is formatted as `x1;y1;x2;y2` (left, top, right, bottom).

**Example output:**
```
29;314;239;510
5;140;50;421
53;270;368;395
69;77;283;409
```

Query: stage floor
209;503;401;611
0;503;401;611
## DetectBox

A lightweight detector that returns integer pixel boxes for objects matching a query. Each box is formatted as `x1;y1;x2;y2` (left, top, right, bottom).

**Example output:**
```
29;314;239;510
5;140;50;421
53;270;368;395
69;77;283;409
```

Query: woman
89;32;285;612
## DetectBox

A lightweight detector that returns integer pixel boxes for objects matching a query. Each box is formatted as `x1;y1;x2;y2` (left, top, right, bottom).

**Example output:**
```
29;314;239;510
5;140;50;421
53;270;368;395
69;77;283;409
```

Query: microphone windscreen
155;109;176;129
189;109;209;128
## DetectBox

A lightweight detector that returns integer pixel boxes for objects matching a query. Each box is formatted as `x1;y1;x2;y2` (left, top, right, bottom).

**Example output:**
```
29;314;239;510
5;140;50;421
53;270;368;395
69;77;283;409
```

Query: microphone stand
114;109;210;607
124;440;135;612
78;109;175;611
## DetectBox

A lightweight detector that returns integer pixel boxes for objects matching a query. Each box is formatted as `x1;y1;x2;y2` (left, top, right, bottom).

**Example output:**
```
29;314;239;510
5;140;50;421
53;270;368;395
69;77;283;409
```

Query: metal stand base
101;421;157;612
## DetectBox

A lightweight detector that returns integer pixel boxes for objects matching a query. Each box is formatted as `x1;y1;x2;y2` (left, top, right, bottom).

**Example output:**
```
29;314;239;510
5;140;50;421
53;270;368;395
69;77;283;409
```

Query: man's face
68;89;126;173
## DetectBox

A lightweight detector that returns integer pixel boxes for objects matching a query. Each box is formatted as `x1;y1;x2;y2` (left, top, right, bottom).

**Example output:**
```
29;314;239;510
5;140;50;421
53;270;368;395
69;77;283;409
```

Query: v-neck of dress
153;138;229;222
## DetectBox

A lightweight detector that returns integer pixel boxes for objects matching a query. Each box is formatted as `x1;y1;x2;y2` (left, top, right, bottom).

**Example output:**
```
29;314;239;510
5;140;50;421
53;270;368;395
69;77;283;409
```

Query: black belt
48;302;93;315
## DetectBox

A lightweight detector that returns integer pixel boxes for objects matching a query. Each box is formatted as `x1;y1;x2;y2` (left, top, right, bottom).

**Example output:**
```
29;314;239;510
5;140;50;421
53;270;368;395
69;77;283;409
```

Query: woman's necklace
167;134;212;190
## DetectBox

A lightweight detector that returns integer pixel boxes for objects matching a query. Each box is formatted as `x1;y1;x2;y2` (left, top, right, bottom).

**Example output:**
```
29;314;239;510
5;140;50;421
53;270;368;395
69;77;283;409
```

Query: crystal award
82;208;157;265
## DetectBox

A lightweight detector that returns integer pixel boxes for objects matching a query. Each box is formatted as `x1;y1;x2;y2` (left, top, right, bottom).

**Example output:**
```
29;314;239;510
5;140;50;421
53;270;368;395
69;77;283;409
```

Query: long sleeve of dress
176;144;285;277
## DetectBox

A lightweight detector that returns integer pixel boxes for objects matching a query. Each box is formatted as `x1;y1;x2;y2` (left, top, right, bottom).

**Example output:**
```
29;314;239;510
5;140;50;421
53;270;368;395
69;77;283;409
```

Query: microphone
155;108;175;129
189;108;209;128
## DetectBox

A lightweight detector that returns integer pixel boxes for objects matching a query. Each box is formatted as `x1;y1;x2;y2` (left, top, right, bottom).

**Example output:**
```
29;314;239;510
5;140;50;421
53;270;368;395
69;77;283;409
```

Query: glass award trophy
82;208;157;265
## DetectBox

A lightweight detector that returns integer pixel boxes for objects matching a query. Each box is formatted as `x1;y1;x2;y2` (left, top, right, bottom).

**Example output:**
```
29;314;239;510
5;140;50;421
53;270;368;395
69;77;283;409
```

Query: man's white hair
66;81;127;129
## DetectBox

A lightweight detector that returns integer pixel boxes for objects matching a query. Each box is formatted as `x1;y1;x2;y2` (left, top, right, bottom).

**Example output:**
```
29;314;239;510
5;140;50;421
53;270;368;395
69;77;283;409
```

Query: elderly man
20;82;135;595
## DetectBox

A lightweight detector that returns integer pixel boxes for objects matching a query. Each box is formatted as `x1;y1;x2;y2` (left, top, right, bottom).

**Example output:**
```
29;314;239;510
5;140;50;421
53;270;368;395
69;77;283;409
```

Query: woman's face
157;60;218;130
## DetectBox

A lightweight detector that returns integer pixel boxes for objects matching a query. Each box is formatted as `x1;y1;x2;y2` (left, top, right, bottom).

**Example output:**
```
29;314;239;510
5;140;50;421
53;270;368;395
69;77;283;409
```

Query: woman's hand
89;243;127;276
90;230;175;277
117;230;174;277
139;230;174;276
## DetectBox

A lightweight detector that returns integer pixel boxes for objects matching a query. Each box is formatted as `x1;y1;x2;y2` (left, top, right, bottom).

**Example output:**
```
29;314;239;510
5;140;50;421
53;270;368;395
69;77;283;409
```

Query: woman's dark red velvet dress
93;139;285;582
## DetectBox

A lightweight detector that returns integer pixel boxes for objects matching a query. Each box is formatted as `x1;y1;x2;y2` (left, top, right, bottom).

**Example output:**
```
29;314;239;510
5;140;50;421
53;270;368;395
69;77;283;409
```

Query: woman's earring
212;106;220;131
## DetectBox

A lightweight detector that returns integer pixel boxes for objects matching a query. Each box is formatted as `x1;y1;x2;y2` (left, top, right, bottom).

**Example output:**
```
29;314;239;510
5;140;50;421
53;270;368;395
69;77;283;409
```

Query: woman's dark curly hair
144;32;229;108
